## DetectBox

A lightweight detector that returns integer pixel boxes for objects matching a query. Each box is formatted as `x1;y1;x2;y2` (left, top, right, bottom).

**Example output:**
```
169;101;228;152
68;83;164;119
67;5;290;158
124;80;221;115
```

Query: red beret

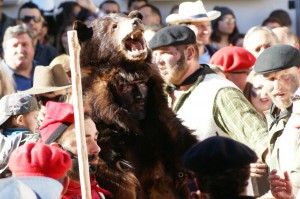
209;45;256;73
39;101;75;144
8;142;72;179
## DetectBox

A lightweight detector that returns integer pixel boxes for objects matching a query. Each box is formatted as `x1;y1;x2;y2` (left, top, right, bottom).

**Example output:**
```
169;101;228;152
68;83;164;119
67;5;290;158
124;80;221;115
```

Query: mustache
63;148;98;162
15;53;27;58
88;154;98;162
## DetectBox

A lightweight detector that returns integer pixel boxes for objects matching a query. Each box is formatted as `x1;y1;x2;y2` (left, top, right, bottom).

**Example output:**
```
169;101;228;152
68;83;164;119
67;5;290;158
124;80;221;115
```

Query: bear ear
73;20;93;43
128;10;143;20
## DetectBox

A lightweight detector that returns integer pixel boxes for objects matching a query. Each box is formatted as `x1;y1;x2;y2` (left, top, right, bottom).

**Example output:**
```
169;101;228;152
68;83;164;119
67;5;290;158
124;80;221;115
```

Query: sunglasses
221;18;236;24
36;94;68;106
20;16;42;23
291;95;300;102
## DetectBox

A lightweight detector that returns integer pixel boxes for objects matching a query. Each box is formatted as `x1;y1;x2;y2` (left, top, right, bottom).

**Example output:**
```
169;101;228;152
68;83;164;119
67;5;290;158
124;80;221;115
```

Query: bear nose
132;18;142;27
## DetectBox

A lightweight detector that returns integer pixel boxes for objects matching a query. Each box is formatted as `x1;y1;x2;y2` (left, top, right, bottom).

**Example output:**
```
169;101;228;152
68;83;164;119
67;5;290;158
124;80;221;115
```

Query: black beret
254;44;300;74
183;136;258;175
149;25;196;50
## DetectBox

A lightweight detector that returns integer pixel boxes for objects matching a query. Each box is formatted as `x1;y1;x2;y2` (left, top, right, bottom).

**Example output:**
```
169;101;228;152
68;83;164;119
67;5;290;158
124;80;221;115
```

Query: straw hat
166;1;221;24
20;64;71;95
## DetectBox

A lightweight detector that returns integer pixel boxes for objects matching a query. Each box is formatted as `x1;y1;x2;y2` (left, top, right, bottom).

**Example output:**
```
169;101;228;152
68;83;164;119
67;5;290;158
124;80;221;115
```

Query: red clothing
62;178;112;199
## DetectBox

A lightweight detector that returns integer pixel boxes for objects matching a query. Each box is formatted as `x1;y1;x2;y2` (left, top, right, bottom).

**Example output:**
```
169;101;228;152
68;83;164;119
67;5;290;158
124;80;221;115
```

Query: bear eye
112;24;117;29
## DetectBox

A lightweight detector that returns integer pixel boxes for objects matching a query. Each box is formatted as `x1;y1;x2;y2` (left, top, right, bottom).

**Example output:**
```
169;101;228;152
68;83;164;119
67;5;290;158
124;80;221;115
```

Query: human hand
77;0;98;13
268;169;293;199
250;160;268;178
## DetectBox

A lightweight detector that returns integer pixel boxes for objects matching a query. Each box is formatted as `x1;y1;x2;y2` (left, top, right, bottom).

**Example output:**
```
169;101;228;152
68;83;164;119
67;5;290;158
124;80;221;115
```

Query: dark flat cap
183;136;258;175
149;25;196;50
254;44;300;74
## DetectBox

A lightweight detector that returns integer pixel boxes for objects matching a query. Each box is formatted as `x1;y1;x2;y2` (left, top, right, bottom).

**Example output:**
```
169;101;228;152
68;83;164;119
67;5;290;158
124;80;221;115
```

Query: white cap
0;177;38;199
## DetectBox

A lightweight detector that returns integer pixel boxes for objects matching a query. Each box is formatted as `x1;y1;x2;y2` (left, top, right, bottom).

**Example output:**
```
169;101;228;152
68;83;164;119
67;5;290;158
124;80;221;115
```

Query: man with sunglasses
21;64;71;125
17;2;58;66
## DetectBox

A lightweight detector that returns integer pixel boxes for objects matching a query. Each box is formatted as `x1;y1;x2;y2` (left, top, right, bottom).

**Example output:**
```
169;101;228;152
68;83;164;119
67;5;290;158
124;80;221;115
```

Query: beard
167;52;189;85
67;153;99;182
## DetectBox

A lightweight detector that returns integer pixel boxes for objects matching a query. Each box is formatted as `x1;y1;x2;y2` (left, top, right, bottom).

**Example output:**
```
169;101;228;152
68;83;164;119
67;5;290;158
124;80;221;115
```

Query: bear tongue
126;39;143;51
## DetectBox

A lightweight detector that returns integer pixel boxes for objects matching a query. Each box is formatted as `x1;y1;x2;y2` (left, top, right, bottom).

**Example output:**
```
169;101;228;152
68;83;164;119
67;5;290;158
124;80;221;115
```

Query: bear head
74;11;151;70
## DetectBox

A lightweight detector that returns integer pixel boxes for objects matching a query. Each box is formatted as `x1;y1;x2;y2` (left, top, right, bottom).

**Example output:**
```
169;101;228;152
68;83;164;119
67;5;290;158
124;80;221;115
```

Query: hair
262;17;283;27
138;4;162;24
169;4;179;15
211;9;239;46
127;0;148;10
2;23;34;51
243;70;257;102
55;20;72;54
197;166;250;199
192;43;199;60
0;68;15;99
18;2;42;19
99;0;120;12
269;9;291;27
0;115;16;129
243;26;279;49
50;54;70;71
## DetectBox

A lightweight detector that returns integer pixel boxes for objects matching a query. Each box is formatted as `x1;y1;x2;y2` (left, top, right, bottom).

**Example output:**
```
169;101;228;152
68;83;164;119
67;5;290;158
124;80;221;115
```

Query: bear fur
74;11;197;199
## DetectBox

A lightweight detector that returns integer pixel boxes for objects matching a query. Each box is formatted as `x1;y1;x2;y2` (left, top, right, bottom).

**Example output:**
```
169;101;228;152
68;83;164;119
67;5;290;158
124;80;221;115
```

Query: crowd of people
0;0;299;198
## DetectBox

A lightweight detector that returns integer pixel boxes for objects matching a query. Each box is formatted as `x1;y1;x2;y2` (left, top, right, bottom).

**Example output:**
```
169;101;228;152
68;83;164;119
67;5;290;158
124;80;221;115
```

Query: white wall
3;0;297;34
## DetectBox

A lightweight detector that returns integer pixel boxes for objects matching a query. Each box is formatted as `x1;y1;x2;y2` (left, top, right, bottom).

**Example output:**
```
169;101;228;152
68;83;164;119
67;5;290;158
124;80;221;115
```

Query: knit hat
8;142;72;179
254;44;300;74
209;45;256;73
39;101;75;144
183;136;258;175
0;93;39;126
149;25;196;50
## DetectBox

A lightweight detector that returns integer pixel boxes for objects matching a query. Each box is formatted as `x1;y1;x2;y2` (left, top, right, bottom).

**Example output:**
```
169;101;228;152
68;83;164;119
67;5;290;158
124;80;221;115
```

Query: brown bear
74;11;197;199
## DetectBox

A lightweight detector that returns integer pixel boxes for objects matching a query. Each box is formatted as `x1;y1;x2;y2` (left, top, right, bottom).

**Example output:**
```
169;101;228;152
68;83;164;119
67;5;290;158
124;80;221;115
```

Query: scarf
63;177;112;199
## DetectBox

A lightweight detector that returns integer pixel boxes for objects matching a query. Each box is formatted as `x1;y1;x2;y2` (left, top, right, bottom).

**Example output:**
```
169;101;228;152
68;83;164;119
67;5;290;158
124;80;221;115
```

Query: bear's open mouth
124;30;147;58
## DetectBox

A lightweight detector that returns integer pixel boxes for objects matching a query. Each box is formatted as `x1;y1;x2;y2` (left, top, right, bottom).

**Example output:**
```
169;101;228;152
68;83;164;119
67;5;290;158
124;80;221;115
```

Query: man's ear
185;45;196;61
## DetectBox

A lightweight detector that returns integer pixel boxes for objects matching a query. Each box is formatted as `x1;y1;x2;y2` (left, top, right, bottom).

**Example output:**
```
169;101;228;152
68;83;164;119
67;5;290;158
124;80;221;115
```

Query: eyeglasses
221;18;236;24
291;95;300;102
20;16;42;23
36;94;68;106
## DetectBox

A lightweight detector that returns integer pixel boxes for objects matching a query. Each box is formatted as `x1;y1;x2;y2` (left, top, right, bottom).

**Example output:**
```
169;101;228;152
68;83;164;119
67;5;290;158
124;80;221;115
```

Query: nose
88;140;101;155
156;55;164;66
134;84;146;99
273;79;283;91
16;44;24;53
132;18;142;27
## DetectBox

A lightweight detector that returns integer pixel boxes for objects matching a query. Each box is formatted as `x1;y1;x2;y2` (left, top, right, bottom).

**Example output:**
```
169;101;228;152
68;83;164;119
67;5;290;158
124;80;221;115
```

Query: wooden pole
67;30;92;199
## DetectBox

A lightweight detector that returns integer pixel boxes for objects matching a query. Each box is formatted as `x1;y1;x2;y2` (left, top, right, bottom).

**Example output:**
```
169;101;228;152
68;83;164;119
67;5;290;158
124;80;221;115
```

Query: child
0;93;39;178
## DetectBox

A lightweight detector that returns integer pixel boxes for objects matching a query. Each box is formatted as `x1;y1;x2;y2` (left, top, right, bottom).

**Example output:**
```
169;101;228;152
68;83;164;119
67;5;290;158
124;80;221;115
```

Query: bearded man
39;101;112;199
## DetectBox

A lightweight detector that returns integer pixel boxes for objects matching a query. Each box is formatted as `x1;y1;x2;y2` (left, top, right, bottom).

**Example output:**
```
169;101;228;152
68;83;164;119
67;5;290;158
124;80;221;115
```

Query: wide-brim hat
166;1;221;25
20;64;71;95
